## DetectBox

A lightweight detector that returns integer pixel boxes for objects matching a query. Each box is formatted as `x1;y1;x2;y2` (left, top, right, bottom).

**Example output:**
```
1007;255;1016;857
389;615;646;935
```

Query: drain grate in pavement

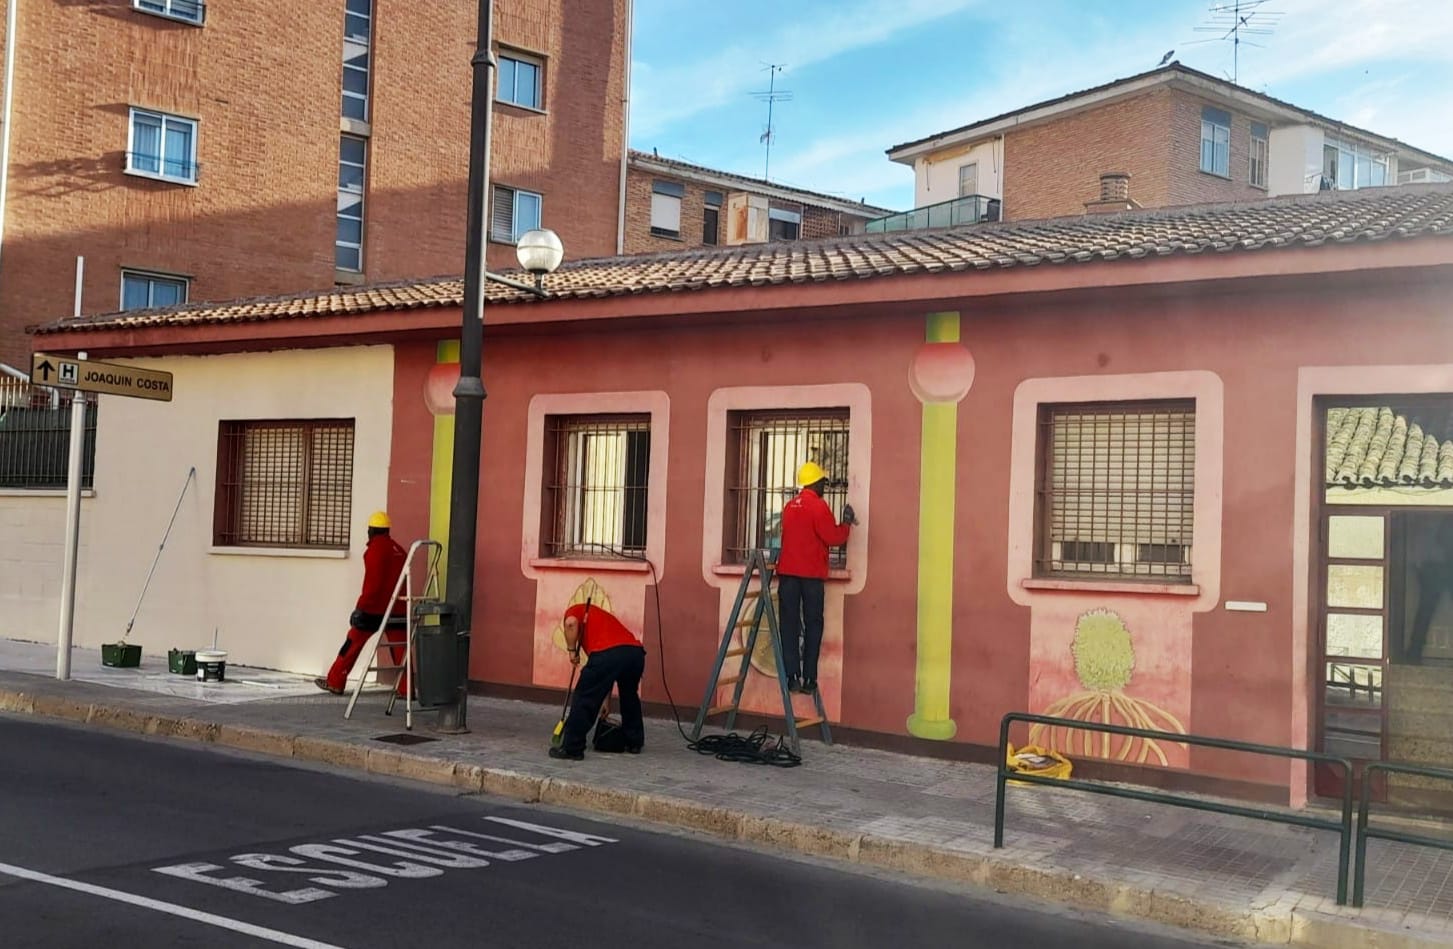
373;733;438;746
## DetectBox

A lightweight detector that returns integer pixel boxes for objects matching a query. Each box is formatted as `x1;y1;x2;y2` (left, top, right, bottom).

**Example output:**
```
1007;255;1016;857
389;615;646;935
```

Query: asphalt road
0;714;1245;948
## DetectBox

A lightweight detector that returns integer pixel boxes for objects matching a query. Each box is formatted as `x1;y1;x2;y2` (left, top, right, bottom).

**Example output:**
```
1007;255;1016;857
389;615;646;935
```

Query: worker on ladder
776;461;857;695
316;511;408;695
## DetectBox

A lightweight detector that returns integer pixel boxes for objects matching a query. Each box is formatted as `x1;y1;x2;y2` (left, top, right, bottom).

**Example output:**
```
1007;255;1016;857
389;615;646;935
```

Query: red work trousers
325;622;408;696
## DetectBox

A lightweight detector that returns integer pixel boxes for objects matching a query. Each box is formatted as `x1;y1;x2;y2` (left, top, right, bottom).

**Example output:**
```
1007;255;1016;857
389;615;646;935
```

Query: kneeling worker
549;602;647;760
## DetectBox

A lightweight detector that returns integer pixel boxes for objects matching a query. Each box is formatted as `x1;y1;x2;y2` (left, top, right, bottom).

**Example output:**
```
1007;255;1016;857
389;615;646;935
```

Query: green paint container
167;649;197;676
101;643;141;668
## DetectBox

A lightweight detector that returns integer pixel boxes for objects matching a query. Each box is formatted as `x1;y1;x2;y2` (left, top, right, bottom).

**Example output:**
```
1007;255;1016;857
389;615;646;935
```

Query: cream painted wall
65;346;395;673
1268;124;1323;196
0;491;94;640
914;137;1003;209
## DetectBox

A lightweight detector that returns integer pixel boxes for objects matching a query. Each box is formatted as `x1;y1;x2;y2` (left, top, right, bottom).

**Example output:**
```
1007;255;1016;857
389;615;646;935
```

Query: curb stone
2;686;1445;949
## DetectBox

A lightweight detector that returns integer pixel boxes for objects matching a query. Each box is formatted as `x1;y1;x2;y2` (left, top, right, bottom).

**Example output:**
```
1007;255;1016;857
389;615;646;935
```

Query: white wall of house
42;345;396;674
0;491;93;641
914;137;1003;208
1268;124;1324;196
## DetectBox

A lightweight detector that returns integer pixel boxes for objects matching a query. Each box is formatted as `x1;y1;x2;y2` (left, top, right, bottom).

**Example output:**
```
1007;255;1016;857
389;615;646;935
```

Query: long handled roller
551;598;591;747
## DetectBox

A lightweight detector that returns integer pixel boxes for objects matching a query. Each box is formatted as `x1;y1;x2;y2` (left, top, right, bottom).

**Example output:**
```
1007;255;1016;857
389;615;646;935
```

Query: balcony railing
864;194;1001;234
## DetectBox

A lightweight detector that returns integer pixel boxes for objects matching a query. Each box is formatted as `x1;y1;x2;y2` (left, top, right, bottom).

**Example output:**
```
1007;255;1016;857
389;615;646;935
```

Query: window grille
214;419;355;549
725;409;849;567
1036;401;1195;580
0;379;97;489
543;415;651;558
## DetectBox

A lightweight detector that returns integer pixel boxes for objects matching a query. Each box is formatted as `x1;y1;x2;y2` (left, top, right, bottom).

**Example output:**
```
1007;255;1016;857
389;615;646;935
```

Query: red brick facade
0;0;626;366
1002;88;1270;222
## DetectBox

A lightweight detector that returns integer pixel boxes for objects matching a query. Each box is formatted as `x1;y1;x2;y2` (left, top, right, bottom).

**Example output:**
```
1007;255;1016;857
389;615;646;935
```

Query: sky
627;0;1453;211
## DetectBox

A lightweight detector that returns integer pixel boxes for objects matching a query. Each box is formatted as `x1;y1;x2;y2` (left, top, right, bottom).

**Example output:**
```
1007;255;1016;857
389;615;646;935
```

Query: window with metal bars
214;420;355;549
542;415;651;559
724;409;850;567
1035;401;1195;580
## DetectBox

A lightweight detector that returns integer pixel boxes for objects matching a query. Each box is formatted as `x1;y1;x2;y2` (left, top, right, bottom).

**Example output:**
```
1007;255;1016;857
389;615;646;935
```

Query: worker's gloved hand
842;503;858;526
349;609;367;630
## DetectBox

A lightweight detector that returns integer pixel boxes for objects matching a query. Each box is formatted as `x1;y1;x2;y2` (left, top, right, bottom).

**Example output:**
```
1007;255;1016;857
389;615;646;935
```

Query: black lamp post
437;0;564;732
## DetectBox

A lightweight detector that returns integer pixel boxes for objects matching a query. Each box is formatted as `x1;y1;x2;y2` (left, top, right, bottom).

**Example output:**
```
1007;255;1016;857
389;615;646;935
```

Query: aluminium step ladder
690;549;831;755
343;539;444;731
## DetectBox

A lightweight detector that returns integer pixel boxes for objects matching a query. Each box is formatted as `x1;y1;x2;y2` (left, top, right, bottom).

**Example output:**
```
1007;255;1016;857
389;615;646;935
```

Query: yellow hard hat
796;461;827;487
367;511;392;529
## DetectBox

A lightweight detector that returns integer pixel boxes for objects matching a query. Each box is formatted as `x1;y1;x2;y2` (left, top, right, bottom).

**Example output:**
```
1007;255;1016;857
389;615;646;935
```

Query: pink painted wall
386;265;1453;793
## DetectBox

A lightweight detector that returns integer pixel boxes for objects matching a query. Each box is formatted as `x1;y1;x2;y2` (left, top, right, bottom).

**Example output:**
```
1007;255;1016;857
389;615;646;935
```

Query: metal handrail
996;712;1355;905
1354;761;1453;907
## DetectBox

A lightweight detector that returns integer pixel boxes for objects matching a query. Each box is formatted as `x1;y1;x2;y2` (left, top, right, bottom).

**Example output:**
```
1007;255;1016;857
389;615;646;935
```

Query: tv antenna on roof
750;63;793;180
1188;0;1283;84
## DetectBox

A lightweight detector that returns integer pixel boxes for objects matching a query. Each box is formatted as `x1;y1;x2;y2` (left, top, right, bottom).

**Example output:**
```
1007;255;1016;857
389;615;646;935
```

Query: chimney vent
1085;171;1139;214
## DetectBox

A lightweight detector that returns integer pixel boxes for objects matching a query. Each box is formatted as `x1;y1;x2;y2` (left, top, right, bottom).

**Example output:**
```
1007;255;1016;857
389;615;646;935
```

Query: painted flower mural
1030;609;1188;765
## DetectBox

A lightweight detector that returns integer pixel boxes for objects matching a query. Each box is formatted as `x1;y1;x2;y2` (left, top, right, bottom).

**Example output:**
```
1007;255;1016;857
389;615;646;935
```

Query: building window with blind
341;0;373;122
1035;401;1195;581
491;185;542;243
650;179;683;238
724;409;849;567
1199;106;1231;177
542;415;650;559
497;51;543;110
126;108;198;184
1249;122;1269;188
214;419;355;550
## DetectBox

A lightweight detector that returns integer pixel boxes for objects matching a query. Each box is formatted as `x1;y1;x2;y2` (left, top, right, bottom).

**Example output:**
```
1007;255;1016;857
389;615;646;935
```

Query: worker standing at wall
776;461;857;694
316;511;408;695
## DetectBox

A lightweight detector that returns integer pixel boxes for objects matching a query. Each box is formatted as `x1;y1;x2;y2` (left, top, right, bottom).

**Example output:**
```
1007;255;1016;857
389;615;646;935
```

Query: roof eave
628;154;893;217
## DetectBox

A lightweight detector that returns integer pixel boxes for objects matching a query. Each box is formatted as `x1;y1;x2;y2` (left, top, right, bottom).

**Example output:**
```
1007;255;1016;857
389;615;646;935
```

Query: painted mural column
424;340;462;591
906;311;975;740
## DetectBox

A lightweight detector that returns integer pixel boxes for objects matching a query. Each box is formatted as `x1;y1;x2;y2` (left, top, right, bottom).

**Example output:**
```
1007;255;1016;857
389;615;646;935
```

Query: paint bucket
195;649;227;683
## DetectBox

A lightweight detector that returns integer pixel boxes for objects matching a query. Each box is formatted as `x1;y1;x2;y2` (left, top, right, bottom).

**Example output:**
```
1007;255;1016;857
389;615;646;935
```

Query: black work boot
548;746;583;761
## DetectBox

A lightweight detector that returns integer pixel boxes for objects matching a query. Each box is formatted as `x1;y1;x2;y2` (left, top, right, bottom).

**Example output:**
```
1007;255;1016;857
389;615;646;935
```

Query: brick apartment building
877;62;1453;230
624;149;892;254
0;0;629;367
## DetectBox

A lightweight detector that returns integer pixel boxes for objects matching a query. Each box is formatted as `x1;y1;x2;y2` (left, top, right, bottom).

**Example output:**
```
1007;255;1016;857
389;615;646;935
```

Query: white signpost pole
56;256;85;680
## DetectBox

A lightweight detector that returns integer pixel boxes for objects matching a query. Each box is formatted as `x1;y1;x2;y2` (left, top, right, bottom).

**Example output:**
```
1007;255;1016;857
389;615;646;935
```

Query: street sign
30;352;173;402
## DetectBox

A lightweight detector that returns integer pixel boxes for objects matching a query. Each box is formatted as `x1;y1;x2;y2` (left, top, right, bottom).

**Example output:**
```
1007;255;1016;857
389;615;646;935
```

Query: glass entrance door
1317;512;1388;797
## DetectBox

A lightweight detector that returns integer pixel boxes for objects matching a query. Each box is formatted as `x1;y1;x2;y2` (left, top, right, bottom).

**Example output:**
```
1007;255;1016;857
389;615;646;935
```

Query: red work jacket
357;534;408;616
563;603;641;654
776;489;850;579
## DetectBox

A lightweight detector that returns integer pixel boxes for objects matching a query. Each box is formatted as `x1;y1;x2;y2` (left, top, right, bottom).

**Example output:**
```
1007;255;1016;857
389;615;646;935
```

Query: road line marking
0;860;347;949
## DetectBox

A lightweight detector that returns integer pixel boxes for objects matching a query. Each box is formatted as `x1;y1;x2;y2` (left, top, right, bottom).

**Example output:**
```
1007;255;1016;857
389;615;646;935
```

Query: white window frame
336;135;367;273
126;108;199;185
120;269;189;310
958;162;979;198
497;51;544;111
491;185;542;243
768;207;801;241
341;0;373;123
1324;137;1389;191
650;180;683;238
1249;123;1269;189
133;0;205;25
1199;107;1231;178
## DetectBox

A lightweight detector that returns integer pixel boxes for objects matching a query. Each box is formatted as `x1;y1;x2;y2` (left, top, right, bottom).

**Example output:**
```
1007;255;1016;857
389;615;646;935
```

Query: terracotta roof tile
1326;407;1453;488
35;184;1453;336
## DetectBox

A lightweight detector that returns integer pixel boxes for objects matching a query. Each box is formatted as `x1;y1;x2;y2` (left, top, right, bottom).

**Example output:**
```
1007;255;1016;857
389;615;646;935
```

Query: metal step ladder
690;549;831;755
343;539;443;731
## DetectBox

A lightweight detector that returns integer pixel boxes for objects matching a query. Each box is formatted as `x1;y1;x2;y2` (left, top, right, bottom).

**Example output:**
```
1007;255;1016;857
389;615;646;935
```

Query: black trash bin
413;601;460;707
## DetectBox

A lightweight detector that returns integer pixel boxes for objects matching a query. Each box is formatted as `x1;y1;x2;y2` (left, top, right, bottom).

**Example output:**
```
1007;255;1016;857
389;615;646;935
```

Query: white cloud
630;0;981;138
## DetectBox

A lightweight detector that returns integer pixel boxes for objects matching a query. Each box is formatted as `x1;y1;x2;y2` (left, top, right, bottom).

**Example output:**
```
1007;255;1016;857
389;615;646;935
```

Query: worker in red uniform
549;602;647;760
776;461;857;694
316;511;409;695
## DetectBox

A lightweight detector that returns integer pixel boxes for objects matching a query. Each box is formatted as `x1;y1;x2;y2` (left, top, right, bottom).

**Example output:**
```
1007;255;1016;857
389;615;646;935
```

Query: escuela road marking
0;860;346;949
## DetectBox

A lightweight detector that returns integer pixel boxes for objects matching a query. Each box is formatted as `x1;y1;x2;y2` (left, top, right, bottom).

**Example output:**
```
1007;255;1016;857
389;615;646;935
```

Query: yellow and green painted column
424;340;461;594
906;311;975;740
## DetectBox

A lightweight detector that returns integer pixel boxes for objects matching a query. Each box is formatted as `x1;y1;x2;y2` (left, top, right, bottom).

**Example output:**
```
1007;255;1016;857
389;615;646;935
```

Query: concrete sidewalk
2;639;1451;948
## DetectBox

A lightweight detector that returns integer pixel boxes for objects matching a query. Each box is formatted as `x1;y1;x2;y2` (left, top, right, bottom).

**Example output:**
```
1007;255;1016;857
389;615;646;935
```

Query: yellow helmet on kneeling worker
367;510;392;530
